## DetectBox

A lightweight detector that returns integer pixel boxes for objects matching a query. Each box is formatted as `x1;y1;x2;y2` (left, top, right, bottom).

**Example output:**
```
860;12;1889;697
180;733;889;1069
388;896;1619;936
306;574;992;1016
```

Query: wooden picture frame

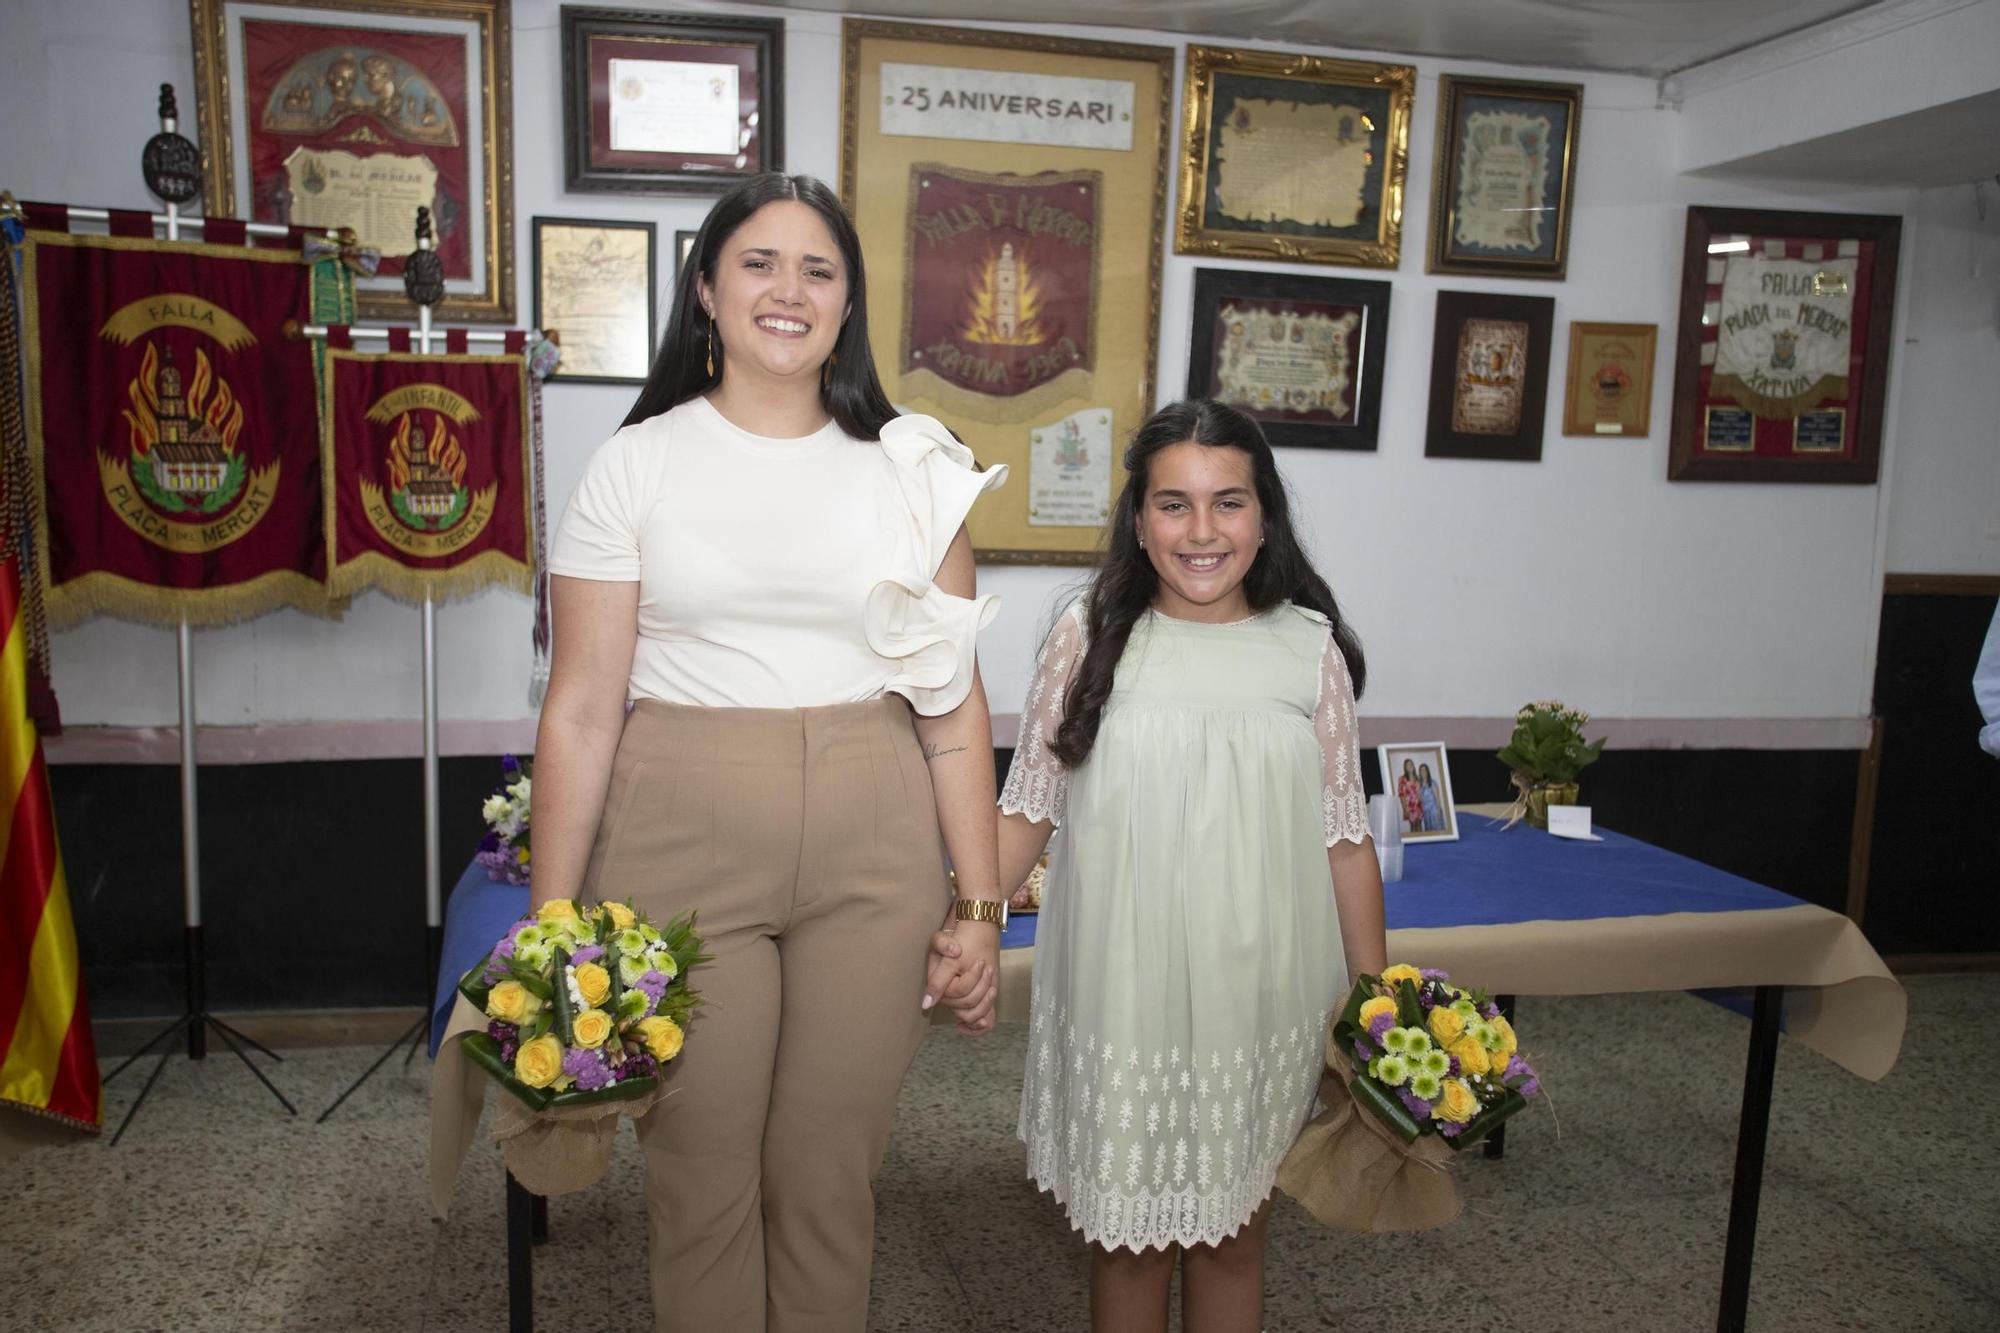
560;7;783;195
1667;206;1901;483
1176;45;1414;269
1424;290;1555;462
840;19;1174;563
189;0;515;322
1562;322;1657;437
1428;75;1582;279
1377;743;1460;844
531;217;655;386
1185;267;1391;451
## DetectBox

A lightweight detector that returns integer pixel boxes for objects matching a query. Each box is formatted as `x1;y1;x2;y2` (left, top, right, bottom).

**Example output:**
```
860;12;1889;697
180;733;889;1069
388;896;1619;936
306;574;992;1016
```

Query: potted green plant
1496;701;1604;829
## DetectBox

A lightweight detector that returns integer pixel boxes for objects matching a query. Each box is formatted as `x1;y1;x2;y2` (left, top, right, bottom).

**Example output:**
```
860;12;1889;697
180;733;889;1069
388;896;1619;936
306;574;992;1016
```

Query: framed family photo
1185;267;1391;451
1563;322;1657;436
531;216;654;385
841;19;1174;563
1666;205;1900;483
1424;290;1555;461
1428;75;1582;279
560;7;783;195
188;0;515;321
1377;743;1459;843
1176;45;1414;269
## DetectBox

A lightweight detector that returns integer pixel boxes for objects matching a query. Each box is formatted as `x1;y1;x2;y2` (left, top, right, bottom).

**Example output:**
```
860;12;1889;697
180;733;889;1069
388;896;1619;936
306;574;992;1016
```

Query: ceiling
1688;89;2000;188
749;0;1887;77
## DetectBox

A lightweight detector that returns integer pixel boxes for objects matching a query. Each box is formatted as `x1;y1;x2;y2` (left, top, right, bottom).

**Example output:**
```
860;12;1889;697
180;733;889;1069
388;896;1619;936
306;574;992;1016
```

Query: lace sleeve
1315;632;1370;847
998;602;1086;826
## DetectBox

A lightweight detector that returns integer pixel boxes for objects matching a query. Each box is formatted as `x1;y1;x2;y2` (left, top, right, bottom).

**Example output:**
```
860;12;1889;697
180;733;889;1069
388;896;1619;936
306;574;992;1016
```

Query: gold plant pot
1523;781;1580;829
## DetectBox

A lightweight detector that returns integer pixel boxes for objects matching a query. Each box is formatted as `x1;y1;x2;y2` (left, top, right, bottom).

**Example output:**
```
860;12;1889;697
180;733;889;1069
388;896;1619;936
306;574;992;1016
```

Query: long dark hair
620;173;898;439
1051;398;1366;768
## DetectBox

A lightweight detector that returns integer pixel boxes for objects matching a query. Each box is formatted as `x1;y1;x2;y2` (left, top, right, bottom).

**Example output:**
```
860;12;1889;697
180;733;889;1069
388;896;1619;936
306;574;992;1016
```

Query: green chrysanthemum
1382;1027;1412;1055
1409;1071;1443;1101
1373;1054;1411;1087
1421;1049;1451;1078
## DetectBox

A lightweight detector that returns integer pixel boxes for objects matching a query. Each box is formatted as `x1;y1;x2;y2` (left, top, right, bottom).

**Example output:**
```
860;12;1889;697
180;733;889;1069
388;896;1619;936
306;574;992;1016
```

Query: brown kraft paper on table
1276;1043;1460;1233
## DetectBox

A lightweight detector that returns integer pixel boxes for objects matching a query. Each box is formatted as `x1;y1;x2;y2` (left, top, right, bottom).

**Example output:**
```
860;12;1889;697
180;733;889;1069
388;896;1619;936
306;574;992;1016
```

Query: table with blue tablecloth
427;806;1903;1333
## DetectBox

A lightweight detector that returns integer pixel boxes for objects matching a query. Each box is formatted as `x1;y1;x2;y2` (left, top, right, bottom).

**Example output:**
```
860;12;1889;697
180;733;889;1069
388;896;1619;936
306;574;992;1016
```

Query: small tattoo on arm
922;742;968;762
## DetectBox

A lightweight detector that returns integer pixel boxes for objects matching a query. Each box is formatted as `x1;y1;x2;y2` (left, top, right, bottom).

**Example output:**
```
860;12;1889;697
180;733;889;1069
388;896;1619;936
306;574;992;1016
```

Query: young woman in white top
534;173;1008;1333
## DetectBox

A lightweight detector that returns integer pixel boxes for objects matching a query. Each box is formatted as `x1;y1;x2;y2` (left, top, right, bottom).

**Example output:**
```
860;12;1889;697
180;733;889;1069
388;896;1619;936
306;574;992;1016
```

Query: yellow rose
514;1034;564;1088
537;899;578;923
1379;964;1423;990
602;901;636;930
572;962;612;1008
1490;1014;1518;1057
1449;1035;1490;1078
1358;996;1397;1030
484;980;539;1026
1427;1006;1465;1046
1434;1077;1479;1124
571;1008;614;1050
636;1016;684;1063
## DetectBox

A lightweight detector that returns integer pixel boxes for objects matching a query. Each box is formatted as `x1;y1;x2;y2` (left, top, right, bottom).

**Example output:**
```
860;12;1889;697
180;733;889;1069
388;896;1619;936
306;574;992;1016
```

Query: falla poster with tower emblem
321;349;532;602
18;229;332;625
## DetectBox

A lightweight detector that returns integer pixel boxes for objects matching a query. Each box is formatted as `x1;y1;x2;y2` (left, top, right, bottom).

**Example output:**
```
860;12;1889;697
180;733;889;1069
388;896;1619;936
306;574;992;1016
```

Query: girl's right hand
922;929;996;1034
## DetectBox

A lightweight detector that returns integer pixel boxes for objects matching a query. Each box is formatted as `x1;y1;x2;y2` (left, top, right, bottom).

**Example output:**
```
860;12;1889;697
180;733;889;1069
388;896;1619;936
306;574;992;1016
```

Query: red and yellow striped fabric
0;555;98;1131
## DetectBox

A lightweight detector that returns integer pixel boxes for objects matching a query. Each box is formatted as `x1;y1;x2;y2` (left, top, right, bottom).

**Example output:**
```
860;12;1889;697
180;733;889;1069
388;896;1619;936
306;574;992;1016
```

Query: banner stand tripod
100;88;298;1146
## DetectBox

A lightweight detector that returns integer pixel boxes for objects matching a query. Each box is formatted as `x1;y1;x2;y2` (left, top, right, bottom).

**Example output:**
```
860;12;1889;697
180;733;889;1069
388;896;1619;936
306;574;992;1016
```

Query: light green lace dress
998;601;1369;1252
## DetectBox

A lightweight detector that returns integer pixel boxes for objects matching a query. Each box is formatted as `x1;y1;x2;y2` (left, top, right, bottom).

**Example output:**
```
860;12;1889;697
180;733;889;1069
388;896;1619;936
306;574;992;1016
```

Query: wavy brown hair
1050;399;1365;768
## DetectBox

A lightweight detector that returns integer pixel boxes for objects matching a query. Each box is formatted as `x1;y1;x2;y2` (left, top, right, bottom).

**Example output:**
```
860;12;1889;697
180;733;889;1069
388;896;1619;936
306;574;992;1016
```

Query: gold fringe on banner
325;549;532;606
43;568;341;629
896;365;1096;427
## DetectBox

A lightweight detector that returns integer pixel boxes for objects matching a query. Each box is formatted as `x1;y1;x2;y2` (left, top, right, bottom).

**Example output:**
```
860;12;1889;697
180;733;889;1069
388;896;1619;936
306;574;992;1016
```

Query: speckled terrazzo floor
4;976;1997;1332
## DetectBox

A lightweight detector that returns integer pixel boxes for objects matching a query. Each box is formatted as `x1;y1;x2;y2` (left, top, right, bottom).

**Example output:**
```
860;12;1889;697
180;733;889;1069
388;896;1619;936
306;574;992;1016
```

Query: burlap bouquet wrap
490;1080;670;1197
1276;1038;1460;1232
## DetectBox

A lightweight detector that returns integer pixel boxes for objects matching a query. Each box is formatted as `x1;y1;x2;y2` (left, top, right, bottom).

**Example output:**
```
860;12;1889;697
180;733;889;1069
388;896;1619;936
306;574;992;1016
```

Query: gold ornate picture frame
841;19;1173;564
188;0;515;322
1175;45;1413;269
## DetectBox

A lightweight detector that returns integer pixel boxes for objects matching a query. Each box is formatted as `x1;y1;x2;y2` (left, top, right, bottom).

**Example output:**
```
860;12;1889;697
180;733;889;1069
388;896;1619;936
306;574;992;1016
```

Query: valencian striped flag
0;554;98;1130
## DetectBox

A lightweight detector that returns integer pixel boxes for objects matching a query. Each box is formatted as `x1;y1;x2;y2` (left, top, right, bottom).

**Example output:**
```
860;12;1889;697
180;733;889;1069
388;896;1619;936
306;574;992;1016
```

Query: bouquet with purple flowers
455;898;705;1113
476;756;531;885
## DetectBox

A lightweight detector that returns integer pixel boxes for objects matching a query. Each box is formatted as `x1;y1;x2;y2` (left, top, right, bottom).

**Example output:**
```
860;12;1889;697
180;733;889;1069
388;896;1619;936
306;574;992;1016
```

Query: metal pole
1717;985;1783;1332
417;302;442;990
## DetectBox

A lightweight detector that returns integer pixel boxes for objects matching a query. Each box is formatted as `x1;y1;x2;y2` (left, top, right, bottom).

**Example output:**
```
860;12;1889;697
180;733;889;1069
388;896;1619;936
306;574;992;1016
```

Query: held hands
922;917;1000;1036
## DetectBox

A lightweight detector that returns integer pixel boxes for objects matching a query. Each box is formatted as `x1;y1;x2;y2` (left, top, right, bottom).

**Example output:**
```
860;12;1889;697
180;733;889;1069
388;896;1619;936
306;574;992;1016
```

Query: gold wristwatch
953;897;1009;927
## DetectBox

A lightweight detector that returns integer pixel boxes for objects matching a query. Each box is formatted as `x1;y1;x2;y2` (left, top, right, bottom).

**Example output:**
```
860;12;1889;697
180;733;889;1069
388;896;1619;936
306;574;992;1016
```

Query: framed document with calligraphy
841;20;1173;564
1424;291;1555;462
560;7;782;195
1185;268;1391;452
1175;46;1413;269
1428;75;1581;279
1562;322;1657;437
189;0;515;322
1668;206;1900;483
532;217;655;386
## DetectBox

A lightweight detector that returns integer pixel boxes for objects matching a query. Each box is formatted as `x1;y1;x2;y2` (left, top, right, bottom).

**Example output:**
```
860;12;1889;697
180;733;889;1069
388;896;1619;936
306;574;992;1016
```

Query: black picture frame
1423;290;1556;461
560;6;783;195
1185;267;1392;451
531;215;656;386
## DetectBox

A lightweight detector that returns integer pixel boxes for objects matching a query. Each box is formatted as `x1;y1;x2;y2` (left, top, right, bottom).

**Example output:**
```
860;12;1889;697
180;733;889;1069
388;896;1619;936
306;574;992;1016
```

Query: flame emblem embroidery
958;242;1045;347
385;410;469;531
119;341;250;515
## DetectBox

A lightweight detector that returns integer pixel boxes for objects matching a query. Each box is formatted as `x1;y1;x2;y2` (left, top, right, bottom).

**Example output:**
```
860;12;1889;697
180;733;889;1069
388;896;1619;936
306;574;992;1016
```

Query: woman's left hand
928;921;1000;1035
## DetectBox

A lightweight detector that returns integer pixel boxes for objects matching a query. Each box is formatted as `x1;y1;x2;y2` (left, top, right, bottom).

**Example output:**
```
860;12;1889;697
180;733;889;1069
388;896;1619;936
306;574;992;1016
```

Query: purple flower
493;934;516;959
479;830;501;853
562;1046;613;1091
1439;1121;1464;1138
1396;1087;1433;1120
615;1053;658;1083
1351;1039;1376;1065
1447;1056;1461;1076
1518;1075;1540;1099
486;1019;512;1042
1366;1012;1395;1040
501;754;522;775
1481;1002;1501;1019
569;944;604;966
636;971;671;1003
1421;968;1448;981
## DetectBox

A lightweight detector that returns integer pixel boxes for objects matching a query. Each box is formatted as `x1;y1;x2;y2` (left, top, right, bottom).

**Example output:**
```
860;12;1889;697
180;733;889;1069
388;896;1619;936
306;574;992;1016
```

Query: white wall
0;0;1962;747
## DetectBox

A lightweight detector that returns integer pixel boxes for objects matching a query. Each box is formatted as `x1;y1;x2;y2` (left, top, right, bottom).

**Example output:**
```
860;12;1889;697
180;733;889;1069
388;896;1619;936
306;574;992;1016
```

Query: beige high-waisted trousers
584;697;949;1333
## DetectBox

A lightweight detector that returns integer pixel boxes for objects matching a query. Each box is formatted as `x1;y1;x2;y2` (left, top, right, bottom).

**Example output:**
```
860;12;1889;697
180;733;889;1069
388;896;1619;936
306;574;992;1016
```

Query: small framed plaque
561;7;783;195
1424;290;1555;462
1428;75;1582;279
1667;206;1900;483
1562;322;1657;437
1186;267;1392;451
532;217;655;385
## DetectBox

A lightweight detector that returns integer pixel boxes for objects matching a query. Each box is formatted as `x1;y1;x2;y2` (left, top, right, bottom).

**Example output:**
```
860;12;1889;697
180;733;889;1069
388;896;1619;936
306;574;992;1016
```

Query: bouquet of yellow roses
455;898;705;1113
1277;963;1538;1232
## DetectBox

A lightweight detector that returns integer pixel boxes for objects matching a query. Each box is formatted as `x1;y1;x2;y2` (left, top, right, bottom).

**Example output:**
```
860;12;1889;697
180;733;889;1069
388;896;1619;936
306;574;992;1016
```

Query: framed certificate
1667;206;1900;483
1562;322;1657;437
561;7;783;194
532;217;655;386
189;0;515;322
1185;268;1392;452
1424;290;1555;462
1175;45;1414;269
1428;75;1582;279
841;20;1173;564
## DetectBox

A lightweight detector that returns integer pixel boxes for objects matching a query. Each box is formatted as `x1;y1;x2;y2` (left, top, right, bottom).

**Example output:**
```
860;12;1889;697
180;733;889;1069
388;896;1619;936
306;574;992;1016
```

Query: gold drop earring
704;322;715;378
